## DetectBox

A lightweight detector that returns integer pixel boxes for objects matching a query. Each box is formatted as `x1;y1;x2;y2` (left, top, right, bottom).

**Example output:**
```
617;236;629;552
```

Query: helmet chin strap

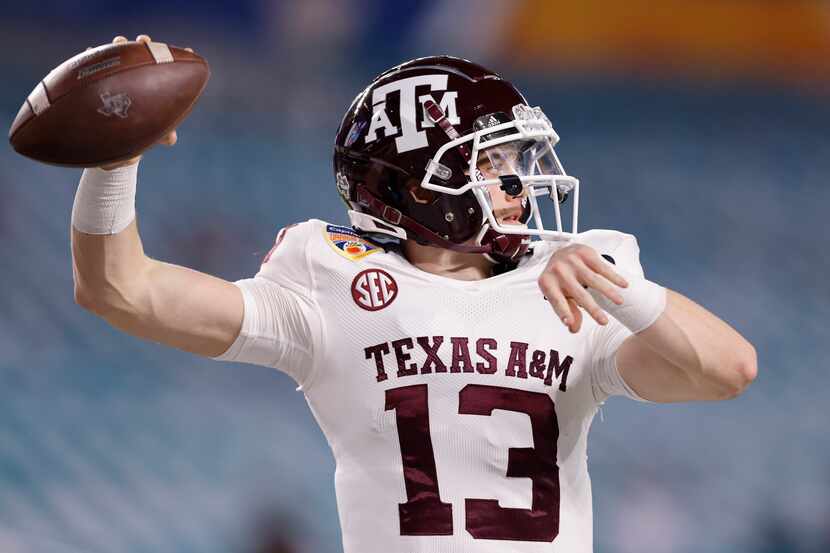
355;184;531;263
475;224;500;264
355;185;494;255
477;224;531;264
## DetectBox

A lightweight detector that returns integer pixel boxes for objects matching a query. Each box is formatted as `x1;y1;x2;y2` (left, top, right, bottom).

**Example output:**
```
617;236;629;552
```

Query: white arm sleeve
589;321;651;404
212;276;323;390
581;229;653;404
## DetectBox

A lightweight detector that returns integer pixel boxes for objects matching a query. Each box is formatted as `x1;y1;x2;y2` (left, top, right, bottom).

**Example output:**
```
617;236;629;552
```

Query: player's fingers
562;275;609;326
566;297;583;333
583;253;629;289
160;130;177;146
538;273;577;327
100;155;141;170
113;36;128;44
185;47;194;53
135;34;152;44
577;265;624;305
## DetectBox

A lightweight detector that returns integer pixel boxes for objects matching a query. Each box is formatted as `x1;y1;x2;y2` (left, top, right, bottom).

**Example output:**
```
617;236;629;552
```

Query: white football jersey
214;219;647;553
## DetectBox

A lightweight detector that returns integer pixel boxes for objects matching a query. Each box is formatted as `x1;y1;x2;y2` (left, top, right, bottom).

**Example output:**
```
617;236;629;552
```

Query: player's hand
98;34;190;170
538;243;629;333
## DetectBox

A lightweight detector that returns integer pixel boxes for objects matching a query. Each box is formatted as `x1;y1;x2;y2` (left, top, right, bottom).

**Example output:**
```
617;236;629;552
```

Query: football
8;40;209;167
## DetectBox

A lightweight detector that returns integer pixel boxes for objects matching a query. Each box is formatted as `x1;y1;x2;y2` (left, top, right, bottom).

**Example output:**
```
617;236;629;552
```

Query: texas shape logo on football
351;269;398;311
97;91;132;119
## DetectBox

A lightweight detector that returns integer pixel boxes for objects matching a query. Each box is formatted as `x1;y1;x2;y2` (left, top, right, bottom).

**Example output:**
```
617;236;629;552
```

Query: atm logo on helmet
365;74;460;153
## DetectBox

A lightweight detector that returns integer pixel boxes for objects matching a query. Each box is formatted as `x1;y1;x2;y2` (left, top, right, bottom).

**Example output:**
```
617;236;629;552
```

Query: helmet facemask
422;104;579;246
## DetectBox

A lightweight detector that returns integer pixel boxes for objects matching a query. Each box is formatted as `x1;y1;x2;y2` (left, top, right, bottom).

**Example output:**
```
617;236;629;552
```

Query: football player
72;35;757;553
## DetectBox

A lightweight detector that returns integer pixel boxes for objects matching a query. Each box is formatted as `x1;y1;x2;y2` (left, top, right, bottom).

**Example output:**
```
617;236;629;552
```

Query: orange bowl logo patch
324;224;381;261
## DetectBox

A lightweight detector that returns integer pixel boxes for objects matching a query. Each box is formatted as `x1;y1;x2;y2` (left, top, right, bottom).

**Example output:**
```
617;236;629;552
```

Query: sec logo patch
351;269;398;311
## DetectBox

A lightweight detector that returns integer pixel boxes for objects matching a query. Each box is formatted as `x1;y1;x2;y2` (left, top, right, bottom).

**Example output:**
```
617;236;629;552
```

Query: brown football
8;40;209;167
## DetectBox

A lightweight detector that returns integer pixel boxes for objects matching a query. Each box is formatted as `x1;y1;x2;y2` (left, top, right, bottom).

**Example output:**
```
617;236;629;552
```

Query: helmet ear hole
409;187;433;205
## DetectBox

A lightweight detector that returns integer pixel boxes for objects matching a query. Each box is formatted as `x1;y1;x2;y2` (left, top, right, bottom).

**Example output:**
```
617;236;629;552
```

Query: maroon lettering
366;336;575;392
475;338;498;374
528;349;547;380
368;272;381;304
351;269;399;311
416;336;446;374
505;341;529;379
392;338;418;377
459;385;560;541
388;384;561;540
450;337;473;373
386;385;454;535
545;350;573;391
364;342;390;382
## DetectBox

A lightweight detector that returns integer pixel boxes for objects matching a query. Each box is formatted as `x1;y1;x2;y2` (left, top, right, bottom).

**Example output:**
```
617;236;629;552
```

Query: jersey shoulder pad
256;219;321;295
575;229;644;277
257;219;386;291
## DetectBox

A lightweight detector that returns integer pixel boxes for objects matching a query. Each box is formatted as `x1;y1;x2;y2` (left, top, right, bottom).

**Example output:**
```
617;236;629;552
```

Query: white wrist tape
589;270;667;334
71;163;138;235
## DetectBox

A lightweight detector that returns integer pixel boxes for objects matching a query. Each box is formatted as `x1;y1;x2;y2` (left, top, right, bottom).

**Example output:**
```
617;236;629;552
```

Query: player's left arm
614;290;757;402
538;242;757;403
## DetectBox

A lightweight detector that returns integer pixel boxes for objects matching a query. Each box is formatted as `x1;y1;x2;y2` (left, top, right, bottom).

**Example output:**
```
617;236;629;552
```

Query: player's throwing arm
68;35;244;357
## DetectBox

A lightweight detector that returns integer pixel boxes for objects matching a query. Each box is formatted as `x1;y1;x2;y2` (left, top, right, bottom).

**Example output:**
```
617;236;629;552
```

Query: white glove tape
71;163;138;235
588;270;667;334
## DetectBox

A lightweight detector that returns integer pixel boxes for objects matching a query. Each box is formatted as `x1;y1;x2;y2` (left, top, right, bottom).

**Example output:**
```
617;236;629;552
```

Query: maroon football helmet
333;56;579;264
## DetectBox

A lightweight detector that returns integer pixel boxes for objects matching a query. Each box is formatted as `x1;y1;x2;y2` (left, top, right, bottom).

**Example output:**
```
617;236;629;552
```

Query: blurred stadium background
1;1;828;552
